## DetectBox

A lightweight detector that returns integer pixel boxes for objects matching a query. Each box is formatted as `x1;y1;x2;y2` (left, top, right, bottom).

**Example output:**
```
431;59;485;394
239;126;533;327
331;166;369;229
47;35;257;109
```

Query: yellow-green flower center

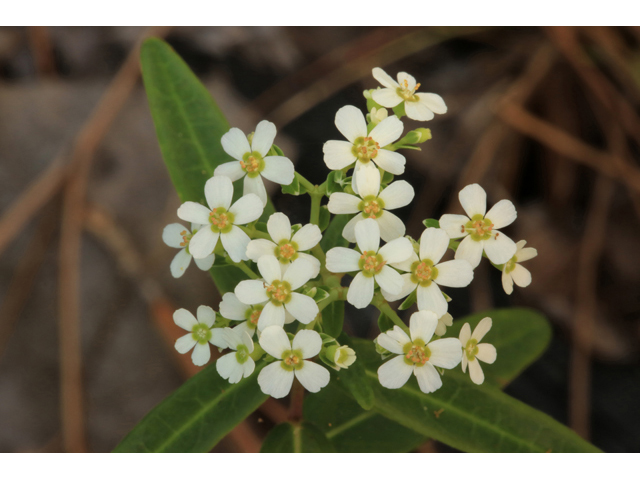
191;323;212;345
397;78;420;102
504;255;517;273
266;280;292;306
464;214;494;241
245;306;263;326
209;207;234;234
274;239;299;263
352;136;380;164
358;251;386;277
281;349;304;371
358;195;385;219
235;344;250;364
179;229;193;248
410;259;439;287
240;151;265;178
464;338;479;361
403;340;431;366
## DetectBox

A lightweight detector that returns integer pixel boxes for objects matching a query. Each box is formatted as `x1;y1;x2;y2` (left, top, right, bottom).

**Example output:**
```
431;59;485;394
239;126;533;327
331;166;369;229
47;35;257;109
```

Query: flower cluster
161;67;536;399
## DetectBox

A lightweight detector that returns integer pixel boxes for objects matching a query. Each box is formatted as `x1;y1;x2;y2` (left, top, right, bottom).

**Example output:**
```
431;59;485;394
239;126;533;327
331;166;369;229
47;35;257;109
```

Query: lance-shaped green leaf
114;362;268;452
260;421;335;453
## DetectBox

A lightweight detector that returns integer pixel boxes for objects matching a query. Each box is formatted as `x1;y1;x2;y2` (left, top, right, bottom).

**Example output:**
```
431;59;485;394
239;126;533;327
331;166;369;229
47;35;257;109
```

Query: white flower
234;255;318;330
435;313;453;337
218;292;265;338
501;240;537;295
162;223;215;278
326;218;412;309
214;120;295;206
377;311;462;394
333;345;356;370
439;183;517;268
327;164;414;243
257;326;330;398
369;107;388;125
246;212;322;278
371;67;447;122
216;327;255;384
177;176;263;262
459;317;497;385
173;306;226;367
323;105;405;185
381;227;474;317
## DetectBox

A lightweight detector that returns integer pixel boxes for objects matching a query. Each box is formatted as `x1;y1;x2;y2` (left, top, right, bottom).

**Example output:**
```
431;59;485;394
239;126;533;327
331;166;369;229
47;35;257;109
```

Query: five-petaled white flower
246;212;322;278
371;67;447;122
173;306;226;366
216;327;255;384
177;175;263;262
459;317;497;385
162;223;215;278
439;183;517;268
323;105;405;191
501;240;537;295
235;255;318;330
327;164;414;243
257;326;330;398
326;219;412;309
377;311;462;393
214;120;295;206
381;227;473;317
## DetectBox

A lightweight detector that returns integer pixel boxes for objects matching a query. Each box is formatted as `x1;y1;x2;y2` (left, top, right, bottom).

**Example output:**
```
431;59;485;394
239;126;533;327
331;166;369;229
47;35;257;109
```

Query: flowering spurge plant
121;38;600;454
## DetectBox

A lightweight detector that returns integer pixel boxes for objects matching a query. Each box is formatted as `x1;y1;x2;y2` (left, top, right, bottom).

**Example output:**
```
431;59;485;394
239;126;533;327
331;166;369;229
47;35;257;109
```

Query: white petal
347;272;375;309
175;333;197;354
323;140;356;170
246;239;277;263
409;310;438;343
416;283;448;317
326;247;361;273
374;265;404;295
461;354;468;373
221;327;243;350
219;293;248;321
428;338;462;369
370;115;403;147
372;149;405;175
472;317;492;342
511;264;532;288
468;358;484;385
197;305;216;327
439;214;470;239
214;161;245;182
188;228;219;259
298;253;320;279
235;279;269;305
378;355;413;389
191;342;211;366
194;254;215;271
221;127;251;161
356;163;381;198
257;255;282;284
417;92;447;114
459;184;486;219
387;325;412;345
397;72;417;90
335;105;367;143
267;212;292;243
257;302;285;331
216;352;244;384
459;323;471;346
390;251;419;272
258;362;294;398
419;227;449;264
243;174;267;207
455;235;484;268
485;199;517;230
233;320;256;340
355;218;380;253
177;202;211;225
404;100;434;121
341;214;361;243
435;313;453;336
435;259;474;288
483;233;517;265
372;67;399;89
221;226;251;262
293;329;322;358
517;247;537;263
378;180;414;210
170;249;192;278
259;325;291;358
295;361;330;393
502;270;514;295
328;193;360;215
205;175;233;210
261;156;295;186
376;212;406;243
285;293;319;324
371;87;403;108
243;357;256;378
209;328;228;349
291;224;322;251
283;258;314;290
251;120;277;156
377;329;408;355
378;236;412;264
229;193;264;225
476;343;497;364
163;223;189;248
414;363;442;393
173;308;198;331
381;273;415;303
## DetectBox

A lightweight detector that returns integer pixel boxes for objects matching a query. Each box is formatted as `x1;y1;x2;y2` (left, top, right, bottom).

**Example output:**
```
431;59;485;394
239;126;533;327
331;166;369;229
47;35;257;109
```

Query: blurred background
0;26;639;453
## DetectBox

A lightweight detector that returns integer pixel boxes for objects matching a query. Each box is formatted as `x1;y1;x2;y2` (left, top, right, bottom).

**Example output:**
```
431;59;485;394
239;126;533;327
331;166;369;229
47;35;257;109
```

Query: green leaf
321;300;344;338
318;205;331;232
398;289;417;311
320;214;351;251
422;218;440;229
335;333;374;411
114;362;268;452
281;174;303;195
260;421;335;453
377;312;395;332
325;170;344;196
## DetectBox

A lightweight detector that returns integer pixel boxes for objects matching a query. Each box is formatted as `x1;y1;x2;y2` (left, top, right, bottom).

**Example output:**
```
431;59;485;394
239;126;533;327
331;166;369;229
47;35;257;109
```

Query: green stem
309;192;322;226
372;292;410;335
233;260;259;279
